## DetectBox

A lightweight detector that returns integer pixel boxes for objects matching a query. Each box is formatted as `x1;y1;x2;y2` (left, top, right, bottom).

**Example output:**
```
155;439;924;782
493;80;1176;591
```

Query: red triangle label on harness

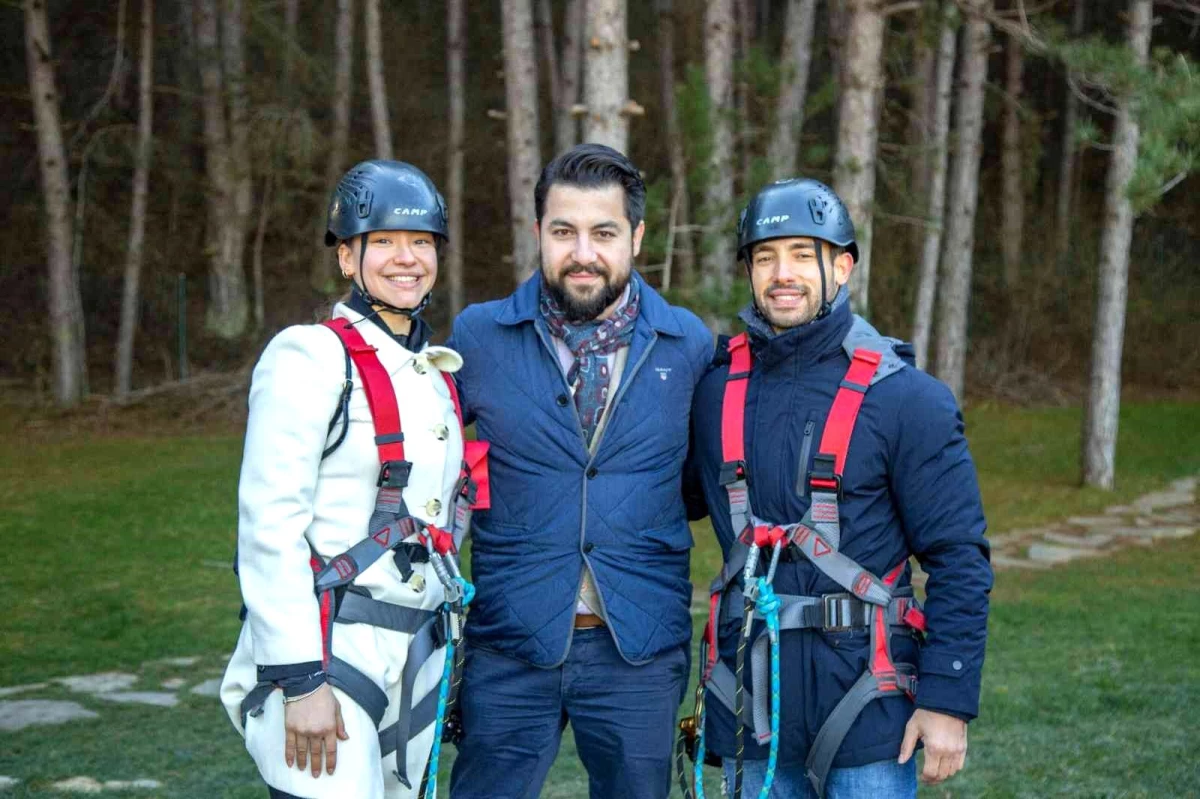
372;528;392;547
812;538;832;558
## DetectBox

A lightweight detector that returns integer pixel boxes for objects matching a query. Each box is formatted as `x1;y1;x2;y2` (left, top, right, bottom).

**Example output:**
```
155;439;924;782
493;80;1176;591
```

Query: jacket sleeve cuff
256;660;323;685
916;650;981;721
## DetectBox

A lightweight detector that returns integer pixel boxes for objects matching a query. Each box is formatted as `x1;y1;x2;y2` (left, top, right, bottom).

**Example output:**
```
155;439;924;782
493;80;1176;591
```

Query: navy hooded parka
686;296;993;770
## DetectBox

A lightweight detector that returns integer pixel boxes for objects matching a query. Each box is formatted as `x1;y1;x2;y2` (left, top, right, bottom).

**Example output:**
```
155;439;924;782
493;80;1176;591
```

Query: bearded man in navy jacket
447;144;714;799
685;178;993;798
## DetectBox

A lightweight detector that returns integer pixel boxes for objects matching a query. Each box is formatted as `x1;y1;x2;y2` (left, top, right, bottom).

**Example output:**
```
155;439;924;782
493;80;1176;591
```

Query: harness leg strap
804;669;887;799
388;613;445;789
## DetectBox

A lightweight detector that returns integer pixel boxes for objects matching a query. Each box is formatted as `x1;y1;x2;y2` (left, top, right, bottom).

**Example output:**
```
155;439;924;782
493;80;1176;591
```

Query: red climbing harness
695;332;927;798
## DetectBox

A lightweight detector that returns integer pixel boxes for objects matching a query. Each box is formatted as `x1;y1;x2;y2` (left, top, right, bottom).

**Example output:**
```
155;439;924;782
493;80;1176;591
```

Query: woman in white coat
222;160;468;798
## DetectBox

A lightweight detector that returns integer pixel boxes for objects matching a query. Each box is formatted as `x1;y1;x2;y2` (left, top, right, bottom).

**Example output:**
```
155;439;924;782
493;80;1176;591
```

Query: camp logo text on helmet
756;214;791;226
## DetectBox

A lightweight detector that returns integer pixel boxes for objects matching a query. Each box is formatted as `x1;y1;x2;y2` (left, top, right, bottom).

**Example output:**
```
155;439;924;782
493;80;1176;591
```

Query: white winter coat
221;303;464;797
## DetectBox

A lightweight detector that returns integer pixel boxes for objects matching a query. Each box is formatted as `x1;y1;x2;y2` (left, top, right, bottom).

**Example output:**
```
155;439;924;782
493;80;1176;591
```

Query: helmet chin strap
814;244;832;321
351;232;433;319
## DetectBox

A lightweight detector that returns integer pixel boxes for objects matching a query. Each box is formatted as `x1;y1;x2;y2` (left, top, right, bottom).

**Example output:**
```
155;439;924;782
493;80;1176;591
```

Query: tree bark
832;0;886;317
910;4;956;371
446;0;466;315
283;0;298;91
222;0;253;308
934;0;991;402
364;0;392;159
311;0;354;293
1054;0;1085;268
1082;0;1151;490
702;0;736;295
909;20;936;204
1000;32;1024;293
195;0;248;338
25;0;87;406
766;0;817;180
536;0;560;126
658;0;695;289
556;0;583;155
501;0;541;282
735;0;756;190
115;0;154;399
583;0;629;152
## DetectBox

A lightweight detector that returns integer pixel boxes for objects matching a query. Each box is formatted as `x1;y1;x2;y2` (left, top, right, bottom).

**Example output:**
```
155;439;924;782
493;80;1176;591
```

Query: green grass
0;401;1197;796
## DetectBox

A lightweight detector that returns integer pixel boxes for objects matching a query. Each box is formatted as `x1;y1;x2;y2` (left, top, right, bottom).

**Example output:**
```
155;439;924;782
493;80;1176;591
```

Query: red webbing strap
721;333;752;465
869;561;907;685
704;593;720;678
814;348;883;478
441;372;465;432
321;320;404;464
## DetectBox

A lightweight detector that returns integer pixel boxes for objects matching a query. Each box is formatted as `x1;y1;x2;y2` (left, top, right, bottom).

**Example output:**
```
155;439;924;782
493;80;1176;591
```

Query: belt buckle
823;594;853;632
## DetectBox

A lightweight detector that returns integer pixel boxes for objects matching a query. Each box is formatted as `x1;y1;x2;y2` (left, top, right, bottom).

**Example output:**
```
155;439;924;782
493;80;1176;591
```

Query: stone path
977;474;1197;571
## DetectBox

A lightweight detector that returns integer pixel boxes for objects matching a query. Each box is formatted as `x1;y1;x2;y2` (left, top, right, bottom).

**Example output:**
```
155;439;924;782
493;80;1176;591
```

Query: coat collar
745;293;854;371
494;271;684;337
332;303;421;376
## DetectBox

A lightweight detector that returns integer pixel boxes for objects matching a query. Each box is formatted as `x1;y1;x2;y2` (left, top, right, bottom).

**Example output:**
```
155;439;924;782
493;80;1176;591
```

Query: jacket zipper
795;415;817;498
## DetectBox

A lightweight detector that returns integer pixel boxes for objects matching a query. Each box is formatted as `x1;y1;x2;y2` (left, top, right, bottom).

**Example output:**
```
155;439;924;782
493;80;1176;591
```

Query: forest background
5;0;1200;488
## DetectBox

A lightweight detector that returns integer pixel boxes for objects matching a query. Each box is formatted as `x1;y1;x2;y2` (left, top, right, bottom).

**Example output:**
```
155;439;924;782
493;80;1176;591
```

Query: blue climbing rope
424;576;474;798
693;690;708;798
754;577;781;799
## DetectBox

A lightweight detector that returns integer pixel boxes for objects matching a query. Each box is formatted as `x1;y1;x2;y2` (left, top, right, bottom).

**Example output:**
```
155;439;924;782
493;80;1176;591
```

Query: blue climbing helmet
736;178;859;320
325;159;448;317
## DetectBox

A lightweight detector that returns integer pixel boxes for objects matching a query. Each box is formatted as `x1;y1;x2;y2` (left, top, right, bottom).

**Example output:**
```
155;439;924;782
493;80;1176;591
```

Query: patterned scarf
540;277;642;445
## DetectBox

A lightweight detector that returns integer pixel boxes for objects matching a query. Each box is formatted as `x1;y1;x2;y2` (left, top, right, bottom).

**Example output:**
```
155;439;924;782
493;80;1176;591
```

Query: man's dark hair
534;143;646;229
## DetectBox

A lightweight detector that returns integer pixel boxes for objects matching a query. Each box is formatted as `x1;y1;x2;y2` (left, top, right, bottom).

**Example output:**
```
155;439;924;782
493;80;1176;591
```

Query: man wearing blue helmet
681;178;993;798
222;160;483;798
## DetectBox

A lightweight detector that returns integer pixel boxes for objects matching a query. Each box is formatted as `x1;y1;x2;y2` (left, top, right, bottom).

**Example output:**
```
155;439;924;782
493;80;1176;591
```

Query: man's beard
757;282;820;330
544;263;630;323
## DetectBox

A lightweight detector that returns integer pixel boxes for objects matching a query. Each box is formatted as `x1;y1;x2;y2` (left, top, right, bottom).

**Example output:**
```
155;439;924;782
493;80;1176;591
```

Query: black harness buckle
808;453;843;500
823;594;858;633
719;460;747;487
378;459;413;488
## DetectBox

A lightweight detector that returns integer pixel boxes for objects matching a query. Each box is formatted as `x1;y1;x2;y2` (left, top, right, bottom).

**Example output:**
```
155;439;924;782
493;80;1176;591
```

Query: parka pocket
794;411;819;498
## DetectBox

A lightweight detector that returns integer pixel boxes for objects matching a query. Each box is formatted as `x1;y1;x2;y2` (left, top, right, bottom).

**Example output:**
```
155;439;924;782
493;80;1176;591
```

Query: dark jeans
450;627;689;799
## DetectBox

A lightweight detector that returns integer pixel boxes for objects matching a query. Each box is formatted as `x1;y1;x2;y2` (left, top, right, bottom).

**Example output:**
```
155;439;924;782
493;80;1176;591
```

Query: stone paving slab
93;692;178;708
50;777;161;793
1028;542;1102;564
0;682;49;698
1040;531;1117;549
991;554;1051;570
57;673;137;694
190;678;222;698
0;700;99;732
0;776;18;791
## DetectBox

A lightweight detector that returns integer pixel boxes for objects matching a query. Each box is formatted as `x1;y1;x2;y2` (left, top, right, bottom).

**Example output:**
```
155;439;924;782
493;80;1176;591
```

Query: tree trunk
311;0;354;293
735;0;756;190
832;0;885;317
251;169;273;330
25;0;87;406
536;0;560;127
909;20;936;204
583;0;629;152
1000;32;1024;293
446;0;466;315
195;0;248;338
910;4;957;371
1082;0;1151;490
115;0;154;399
501;0;541;282
364;0;392;159
766;0;817;180
658;0;695;289
556;0;583;155
934;0;991;402
283;0;298;91
1054;0;1085;268
702;0;736;295
222;0;252;311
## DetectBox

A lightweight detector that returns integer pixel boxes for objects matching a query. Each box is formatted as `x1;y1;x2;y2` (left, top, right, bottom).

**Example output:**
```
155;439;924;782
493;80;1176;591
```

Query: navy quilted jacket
449;272;714;666
686;298;993;768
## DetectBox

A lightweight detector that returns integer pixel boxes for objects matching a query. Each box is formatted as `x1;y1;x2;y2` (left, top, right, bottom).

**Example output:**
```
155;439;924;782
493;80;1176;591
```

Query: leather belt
573;613;606;629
